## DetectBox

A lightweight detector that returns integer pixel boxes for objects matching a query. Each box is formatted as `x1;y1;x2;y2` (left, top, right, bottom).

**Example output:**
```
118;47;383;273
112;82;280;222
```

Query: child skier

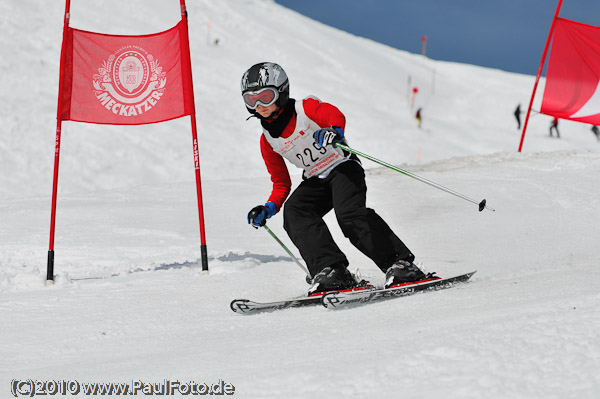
241;62;431;296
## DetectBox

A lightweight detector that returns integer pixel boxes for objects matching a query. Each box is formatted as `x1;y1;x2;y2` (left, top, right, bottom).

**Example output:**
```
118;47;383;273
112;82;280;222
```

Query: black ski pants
283;160;413;277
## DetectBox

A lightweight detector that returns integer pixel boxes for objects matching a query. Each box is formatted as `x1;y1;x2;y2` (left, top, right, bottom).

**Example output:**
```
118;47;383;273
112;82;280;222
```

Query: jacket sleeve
302;97;346;130
260;134;292;211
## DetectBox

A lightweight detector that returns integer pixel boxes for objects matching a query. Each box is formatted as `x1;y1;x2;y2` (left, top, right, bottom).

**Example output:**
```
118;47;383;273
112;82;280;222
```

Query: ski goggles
242;87;279;109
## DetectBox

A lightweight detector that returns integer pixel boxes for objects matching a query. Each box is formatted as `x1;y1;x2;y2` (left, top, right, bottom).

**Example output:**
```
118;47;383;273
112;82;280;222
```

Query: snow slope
1;0;599;398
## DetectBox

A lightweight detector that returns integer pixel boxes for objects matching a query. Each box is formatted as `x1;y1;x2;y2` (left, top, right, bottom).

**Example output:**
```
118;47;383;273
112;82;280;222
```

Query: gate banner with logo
47;0;208;285
541;18;600;124
58;20;194;125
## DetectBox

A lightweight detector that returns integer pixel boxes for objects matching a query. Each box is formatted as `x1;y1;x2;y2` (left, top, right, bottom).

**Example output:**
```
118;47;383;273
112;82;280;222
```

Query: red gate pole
47;0;72;284
180;0;209;273
518;0;563;152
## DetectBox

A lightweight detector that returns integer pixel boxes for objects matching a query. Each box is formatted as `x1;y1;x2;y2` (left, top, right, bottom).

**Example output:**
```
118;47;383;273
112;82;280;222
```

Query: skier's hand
313;126;344;147
247;201;277;228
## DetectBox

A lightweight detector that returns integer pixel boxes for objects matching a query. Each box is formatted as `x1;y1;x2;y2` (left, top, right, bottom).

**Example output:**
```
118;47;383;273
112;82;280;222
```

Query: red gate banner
58;20;195;125
48;1;209;284
541;18;600;124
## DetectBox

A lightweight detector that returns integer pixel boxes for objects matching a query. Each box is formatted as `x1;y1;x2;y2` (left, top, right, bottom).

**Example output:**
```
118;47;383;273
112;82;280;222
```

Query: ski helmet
241;62;289;114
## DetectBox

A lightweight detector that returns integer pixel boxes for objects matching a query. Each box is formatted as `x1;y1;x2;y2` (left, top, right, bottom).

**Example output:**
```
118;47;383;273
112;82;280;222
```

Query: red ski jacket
260;97;346;211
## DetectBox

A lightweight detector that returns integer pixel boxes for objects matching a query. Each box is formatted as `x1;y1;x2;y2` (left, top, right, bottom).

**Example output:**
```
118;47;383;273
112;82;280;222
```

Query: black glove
313;126;344;147
247;201;277;228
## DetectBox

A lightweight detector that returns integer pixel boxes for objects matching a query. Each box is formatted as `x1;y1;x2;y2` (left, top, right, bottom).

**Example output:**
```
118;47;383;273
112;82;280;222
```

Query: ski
230;296;322;315
321;271;477;310
230;286;374;315
231;272;476;314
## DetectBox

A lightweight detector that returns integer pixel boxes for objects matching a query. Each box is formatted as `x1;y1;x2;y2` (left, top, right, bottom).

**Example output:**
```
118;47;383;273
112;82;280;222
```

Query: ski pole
263;225;312;283
336;143;495;212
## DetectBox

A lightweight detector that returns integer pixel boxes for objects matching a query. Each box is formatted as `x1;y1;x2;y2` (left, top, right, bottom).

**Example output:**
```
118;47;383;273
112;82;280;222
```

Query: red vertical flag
541;18;600;124
59;21;195;125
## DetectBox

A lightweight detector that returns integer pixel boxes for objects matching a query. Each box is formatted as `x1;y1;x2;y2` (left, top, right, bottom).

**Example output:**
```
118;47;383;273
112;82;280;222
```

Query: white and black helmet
241;62;289;114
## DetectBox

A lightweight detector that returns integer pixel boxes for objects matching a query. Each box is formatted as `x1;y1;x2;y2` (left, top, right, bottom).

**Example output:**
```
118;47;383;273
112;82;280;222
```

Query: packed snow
1;0;599;398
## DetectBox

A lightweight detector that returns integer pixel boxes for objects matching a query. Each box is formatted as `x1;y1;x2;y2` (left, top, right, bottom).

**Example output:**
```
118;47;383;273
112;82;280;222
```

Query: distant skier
514;104;522;130
592;125;600;141
240;62;433;296
416;107;423;128
549;117;560;138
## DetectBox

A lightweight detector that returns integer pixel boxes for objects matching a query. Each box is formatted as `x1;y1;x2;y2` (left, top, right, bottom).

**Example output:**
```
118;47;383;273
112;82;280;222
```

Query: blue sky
274;0;600;76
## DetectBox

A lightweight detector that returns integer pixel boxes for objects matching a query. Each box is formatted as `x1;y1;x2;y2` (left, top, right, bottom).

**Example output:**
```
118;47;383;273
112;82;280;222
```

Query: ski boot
308;265;372;297
385;260;438;289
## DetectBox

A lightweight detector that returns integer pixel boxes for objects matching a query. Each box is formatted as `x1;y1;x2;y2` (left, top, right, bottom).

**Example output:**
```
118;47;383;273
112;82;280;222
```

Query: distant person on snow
416;107;423;128
240;62;433;296
514;104;522;130
591;125;600;141
549;117;560;138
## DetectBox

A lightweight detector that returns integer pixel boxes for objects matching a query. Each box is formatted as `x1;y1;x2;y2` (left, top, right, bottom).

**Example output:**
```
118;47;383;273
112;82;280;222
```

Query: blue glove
313;126;344;147
247;201;277;228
